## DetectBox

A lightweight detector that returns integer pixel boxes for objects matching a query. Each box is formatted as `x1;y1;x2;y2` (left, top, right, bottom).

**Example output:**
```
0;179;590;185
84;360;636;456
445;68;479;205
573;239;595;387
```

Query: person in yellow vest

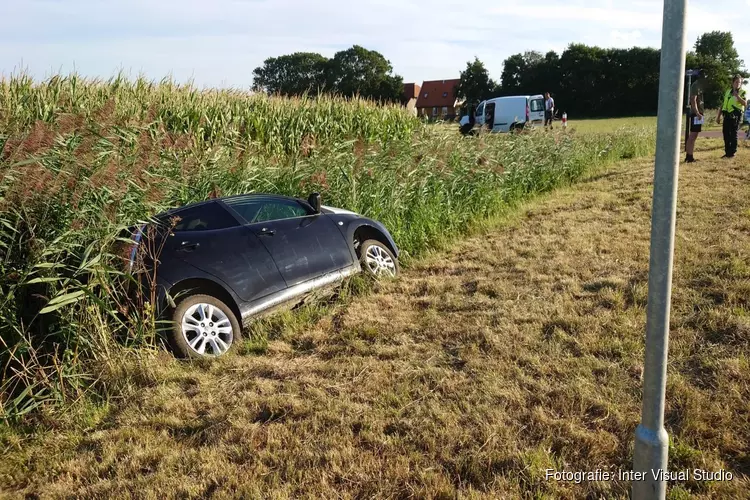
716;75;747;158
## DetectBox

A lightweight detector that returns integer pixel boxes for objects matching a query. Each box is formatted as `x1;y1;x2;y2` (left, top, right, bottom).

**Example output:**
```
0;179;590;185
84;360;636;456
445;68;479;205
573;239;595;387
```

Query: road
700;129;748;139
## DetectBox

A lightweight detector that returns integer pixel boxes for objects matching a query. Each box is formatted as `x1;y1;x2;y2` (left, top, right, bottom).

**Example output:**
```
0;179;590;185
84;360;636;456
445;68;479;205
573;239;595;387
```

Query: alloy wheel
364;244;397;277
181;302;234;356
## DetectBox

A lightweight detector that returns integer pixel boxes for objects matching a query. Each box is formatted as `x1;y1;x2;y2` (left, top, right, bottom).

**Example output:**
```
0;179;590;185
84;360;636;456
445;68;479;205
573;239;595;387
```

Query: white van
471;95;546;132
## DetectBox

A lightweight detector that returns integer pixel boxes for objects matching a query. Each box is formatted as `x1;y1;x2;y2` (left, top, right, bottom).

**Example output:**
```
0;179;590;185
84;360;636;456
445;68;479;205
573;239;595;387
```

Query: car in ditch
126;192;399;359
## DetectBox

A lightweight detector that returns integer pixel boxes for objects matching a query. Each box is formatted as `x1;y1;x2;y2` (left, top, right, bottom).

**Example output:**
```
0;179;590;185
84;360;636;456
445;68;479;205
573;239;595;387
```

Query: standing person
685;70;705;163
716;75;747;159
544;92;555;129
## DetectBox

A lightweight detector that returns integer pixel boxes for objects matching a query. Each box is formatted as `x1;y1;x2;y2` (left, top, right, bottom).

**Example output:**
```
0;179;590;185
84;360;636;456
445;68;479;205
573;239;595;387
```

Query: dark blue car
128;193;399;359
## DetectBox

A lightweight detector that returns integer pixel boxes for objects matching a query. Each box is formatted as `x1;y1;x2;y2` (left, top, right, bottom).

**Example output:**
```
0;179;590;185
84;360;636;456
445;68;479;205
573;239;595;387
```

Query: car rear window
161;202;238;232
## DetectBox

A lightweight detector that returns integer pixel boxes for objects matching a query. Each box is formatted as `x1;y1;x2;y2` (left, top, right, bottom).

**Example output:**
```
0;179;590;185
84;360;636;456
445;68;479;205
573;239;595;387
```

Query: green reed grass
0;72;656;422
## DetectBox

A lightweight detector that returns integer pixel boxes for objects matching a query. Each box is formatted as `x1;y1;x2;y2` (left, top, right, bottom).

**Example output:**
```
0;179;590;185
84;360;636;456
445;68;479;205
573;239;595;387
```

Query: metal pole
684;74;691;150
632;0;687;498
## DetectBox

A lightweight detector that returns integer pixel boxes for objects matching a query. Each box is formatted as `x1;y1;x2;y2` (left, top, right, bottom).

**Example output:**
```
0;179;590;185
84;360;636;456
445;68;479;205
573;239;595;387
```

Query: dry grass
1;138;749;499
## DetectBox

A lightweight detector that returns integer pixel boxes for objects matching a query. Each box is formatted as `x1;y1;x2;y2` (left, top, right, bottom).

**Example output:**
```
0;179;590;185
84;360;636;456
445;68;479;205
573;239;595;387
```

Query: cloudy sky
1;0;747;89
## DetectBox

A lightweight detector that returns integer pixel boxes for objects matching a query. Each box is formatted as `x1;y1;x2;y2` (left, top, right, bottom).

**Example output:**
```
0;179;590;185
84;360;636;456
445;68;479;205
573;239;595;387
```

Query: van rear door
529;95;545;125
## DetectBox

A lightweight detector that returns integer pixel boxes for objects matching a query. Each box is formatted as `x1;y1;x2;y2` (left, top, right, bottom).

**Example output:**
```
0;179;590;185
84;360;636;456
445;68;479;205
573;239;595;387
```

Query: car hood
321;205;358;216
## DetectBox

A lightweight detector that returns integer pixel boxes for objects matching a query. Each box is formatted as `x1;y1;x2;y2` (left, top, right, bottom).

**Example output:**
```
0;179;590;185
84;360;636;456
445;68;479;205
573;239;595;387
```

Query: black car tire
168;294;241;359
359;239;399;278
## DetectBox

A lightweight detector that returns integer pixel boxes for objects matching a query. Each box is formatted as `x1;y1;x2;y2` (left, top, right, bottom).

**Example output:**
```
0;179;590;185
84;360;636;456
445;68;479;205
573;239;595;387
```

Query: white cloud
0;0;747;88
611;30;643;45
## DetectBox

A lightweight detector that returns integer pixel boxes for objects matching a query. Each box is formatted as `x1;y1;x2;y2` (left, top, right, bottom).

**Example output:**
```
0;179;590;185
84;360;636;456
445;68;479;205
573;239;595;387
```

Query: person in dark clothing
716;75;747;159
685;70;705;163
459;113;476;135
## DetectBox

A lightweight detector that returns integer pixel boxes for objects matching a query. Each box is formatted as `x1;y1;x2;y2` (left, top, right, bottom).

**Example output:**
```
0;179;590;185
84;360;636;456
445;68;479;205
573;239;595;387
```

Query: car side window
166;203;239;232
225;198;310;224
253;200;309;223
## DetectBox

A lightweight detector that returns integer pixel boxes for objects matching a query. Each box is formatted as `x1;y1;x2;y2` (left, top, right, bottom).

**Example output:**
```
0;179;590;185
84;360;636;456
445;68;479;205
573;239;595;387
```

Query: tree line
460;31;746;118
252;45;403;102
252;32;746;118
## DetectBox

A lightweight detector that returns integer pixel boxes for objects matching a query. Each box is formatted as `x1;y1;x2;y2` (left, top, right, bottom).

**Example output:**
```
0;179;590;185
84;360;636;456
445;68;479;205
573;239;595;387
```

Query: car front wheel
359;239;399;278
168;294;240;359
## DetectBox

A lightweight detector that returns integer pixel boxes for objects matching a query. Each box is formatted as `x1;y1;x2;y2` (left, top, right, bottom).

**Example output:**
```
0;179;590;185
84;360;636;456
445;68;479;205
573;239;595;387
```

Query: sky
1;0;748;89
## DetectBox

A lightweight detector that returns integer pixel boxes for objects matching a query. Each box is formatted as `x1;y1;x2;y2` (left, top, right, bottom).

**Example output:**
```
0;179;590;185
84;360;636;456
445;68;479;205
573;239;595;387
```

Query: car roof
155;192;304;218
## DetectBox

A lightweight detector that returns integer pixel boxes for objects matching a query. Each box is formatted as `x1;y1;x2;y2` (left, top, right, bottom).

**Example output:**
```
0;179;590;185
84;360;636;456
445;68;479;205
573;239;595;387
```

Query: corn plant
0;72;657;421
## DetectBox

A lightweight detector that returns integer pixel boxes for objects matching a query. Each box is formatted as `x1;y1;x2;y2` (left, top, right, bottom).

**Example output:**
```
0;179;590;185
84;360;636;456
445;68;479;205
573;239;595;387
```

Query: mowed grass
568;110;727;135
568;116;657;134
1;138;747;499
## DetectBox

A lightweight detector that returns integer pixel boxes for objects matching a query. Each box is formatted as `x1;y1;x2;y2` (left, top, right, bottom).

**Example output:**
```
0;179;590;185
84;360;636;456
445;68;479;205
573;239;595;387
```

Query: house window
441;107;448;116
442;92;448;97
432;107;438;117
423;92;428;98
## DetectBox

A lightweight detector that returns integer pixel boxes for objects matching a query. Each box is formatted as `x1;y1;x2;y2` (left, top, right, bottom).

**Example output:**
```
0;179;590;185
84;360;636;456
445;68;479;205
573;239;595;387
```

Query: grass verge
1;74;656;422
1;139;747;498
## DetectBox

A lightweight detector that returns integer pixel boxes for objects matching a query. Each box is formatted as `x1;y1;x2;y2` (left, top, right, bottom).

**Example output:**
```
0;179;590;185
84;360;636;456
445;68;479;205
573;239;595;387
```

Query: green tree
326;45;403;102
252;52;328;96
689;31;747;108
499;54;527;94
457;57;496;105
695;31;743;71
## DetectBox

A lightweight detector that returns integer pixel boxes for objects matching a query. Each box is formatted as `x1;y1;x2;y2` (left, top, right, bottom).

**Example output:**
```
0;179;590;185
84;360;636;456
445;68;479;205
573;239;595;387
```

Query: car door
529;96;545;125
157;201;287;302
222;196;354;287
474;101;486;126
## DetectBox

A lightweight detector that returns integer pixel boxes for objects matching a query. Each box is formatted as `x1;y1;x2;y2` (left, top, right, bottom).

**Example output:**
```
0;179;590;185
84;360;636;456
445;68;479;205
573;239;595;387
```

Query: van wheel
169;294;241;359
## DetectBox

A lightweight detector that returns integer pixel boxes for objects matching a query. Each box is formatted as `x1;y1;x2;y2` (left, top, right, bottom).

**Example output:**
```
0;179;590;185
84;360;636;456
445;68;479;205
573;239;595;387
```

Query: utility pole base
633;424;669;498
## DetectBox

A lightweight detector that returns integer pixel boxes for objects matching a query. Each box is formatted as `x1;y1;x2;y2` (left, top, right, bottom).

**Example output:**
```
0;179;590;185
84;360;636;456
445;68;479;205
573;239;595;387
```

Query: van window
530;99;544;112
475;102;485;117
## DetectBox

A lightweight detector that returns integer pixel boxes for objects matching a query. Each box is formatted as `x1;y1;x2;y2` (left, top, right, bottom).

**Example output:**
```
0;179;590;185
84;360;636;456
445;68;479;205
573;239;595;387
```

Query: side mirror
308;192;321;213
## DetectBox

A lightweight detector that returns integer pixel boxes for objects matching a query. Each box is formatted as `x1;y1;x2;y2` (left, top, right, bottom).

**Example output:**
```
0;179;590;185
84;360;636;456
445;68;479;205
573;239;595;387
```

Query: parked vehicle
460;95;546;133
126;193;399;359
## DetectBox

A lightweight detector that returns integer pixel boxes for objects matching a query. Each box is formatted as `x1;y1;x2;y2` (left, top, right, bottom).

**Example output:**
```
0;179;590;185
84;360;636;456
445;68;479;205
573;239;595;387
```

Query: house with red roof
415;79;463;120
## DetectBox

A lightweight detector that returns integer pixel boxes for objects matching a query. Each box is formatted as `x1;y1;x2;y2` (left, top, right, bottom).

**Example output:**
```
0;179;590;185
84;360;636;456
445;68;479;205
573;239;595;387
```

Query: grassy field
566;116;657;134
568;112;725;134
1;137;747;498
0;74;656;424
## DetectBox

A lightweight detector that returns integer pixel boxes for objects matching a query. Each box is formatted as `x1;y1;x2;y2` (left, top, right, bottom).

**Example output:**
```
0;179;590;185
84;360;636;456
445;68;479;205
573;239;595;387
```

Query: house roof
403;83;421;101
415;79;460;108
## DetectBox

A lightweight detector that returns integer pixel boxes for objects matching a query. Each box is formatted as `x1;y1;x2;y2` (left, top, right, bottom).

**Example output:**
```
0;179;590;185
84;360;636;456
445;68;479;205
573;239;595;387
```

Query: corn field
0;73;657;421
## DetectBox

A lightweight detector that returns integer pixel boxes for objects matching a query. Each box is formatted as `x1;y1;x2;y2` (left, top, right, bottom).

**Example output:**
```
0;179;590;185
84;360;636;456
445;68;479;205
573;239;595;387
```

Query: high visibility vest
722;88;746;113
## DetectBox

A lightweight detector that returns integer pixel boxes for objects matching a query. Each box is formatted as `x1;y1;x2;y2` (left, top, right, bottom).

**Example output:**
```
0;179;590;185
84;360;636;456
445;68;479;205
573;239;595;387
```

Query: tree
252;52;328;96
689;31;747;108
326;45;403;102
457;57;496;105
499;54;527;94
695;31;743;71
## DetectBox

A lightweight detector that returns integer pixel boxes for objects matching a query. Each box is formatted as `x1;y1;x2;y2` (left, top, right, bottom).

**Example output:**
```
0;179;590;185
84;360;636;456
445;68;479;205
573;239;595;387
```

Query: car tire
359;239;399;278
168;294;241;359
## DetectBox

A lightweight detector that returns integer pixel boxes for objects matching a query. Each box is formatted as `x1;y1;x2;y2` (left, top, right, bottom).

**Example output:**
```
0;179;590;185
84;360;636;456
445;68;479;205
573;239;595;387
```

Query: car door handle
258;228;275;236
177;241;200;252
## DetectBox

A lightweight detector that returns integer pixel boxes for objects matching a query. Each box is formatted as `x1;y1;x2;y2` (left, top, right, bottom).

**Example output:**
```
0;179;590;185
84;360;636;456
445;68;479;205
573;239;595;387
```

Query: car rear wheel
169;294;241;359
359;239;399;278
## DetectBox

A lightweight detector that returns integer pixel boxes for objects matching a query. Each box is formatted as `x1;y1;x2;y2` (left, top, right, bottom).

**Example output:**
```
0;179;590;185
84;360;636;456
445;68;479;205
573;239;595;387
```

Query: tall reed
0;73;656;421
